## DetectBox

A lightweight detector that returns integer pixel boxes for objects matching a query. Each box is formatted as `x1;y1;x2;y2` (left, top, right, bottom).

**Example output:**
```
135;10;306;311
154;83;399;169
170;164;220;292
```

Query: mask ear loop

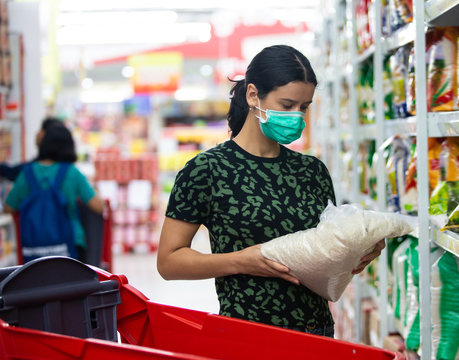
255;98;268;123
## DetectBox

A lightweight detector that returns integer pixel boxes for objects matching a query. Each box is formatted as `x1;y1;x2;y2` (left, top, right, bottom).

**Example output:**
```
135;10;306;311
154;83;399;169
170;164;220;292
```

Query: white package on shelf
260;201;414;302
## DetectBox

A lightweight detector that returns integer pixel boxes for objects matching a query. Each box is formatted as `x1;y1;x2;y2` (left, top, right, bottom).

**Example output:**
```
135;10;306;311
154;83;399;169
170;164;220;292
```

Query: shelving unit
314;0;459;356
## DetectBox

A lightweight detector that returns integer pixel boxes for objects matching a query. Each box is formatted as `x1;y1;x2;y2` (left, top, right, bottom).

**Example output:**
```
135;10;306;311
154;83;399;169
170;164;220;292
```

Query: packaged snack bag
391;45;412;118
431;251;459;360
440;137;459;182
429;138;444;193
384;56;395;119
427;27;458;112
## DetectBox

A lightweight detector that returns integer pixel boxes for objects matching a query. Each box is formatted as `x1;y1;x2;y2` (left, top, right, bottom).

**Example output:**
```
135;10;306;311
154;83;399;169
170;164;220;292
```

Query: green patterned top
166;140;336;331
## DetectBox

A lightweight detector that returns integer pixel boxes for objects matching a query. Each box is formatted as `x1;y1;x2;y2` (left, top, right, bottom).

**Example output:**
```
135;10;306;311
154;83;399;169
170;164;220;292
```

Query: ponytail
227;78;249;138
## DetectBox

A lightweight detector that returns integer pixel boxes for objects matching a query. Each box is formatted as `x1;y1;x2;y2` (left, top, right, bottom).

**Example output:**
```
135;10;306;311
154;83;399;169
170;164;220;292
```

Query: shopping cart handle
0;279;119;308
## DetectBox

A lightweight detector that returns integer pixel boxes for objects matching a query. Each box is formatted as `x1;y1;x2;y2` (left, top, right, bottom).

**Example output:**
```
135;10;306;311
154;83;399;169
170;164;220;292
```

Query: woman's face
259;81;315;114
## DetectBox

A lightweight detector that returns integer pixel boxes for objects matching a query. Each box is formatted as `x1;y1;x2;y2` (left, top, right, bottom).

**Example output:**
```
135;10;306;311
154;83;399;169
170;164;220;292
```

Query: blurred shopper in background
0;117;64;182
4;126;105;262
158;45;385;337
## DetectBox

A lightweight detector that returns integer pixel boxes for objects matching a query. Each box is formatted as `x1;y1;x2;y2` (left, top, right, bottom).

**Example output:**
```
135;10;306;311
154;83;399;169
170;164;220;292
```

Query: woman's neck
232;115;280;158
38;159;55;165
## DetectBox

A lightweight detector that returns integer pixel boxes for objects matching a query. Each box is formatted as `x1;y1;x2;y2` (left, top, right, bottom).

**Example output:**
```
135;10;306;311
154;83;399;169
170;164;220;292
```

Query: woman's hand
237;244;300;285
352;239;386;275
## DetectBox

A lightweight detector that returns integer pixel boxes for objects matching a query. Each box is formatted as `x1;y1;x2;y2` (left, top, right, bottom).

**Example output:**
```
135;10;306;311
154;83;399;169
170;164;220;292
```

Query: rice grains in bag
260;202;413;302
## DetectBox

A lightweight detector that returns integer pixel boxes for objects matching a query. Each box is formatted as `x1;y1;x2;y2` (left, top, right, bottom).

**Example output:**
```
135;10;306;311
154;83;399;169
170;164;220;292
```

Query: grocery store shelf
356;44;375;64
425;0;459;26
0;214;13;227
432;226;459;257
385;117;417;137
427;112;459;137
383;22;415;53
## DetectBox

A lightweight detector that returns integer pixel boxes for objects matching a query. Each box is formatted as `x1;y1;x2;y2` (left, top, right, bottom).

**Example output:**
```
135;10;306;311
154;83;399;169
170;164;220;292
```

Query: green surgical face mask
255;100;305;144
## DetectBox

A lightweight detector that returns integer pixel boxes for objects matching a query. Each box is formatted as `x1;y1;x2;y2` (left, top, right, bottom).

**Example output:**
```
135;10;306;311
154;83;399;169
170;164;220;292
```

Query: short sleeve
69;165;96;204
165;153;212;225
5;171;30;210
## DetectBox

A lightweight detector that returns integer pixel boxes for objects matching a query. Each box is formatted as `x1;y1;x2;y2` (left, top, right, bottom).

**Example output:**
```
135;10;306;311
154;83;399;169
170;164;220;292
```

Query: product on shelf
440;137;459;182
427;27;459;112
429;138;444;194
358;61;375;124
384;56;395;119
404;139;418;214
356;0;374;54
260;201;413;302
407;47;416;115
390;44;413;119
431;250;459;360
389;0;413;33
391;235;420;352
429;181;459;233
386;136;412;213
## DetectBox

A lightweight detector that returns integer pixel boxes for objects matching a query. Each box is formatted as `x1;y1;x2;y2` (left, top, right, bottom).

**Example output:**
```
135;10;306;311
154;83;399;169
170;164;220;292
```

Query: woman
157;45;384;337
0;117;64;182
5;126;104;262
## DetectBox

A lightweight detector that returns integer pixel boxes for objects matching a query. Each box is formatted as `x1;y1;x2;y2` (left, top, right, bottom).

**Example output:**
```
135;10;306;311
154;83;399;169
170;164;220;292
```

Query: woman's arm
86;195;105;214
157;217;300;285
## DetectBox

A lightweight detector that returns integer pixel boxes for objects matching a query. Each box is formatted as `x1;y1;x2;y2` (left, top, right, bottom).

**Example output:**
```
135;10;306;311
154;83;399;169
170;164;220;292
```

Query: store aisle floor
112;228;220;314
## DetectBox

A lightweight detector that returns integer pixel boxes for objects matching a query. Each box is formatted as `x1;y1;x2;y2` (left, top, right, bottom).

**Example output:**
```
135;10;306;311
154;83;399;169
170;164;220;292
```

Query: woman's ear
246;83;258;108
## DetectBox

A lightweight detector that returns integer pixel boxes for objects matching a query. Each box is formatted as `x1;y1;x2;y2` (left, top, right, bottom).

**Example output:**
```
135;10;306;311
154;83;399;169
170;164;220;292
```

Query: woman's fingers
263;258;300;285
352;239;386;274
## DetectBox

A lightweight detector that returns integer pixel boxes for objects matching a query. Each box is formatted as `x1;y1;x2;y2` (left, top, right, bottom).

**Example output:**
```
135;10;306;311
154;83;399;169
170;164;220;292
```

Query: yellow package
441;137;459;182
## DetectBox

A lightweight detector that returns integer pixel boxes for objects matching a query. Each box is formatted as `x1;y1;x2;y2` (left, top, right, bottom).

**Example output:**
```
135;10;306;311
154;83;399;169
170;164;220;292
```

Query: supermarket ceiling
56;0;326;70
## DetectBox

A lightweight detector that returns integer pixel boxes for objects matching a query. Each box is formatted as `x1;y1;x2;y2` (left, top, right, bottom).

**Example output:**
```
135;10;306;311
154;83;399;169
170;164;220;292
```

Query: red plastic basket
0;267;406;360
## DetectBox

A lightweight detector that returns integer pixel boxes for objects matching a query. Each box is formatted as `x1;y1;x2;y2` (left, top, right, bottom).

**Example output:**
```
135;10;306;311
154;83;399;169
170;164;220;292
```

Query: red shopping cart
0;257;405;360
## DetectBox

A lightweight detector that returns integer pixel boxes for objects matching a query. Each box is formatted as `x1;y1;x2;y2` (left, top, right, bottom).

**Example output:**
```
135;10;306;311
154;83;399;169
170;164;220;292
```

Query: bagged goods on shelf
389;0;413;33
429;181;459;227
386;136;412;212
440;137;459;182
404;139;418;214
390;44;413;119
383;56;395;119
260;201;413;302
405;240;420;353
392;237;411;327
391;235;422;351
429;138;444;193
356;0;373;53
358;62;375;124
427;27;458;112
431;251;459;360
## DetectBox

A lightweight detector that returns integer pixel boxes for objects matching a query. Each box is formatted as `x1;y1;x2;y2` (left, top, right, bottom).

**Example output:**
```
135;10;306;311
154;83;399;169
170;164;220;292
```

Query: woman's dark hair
227;45;317;138
41;117;64;131
38;126;77;163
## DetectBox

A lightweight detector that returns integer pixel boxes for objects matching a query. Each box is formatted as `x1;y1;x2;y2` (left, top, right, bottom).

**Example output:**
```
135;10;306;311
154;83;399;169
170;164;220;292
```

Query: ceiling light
200;64;213;77
57;11;178;26
122;66;135;78
57;22;211;45
174;87;208;101
81;77;94;89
